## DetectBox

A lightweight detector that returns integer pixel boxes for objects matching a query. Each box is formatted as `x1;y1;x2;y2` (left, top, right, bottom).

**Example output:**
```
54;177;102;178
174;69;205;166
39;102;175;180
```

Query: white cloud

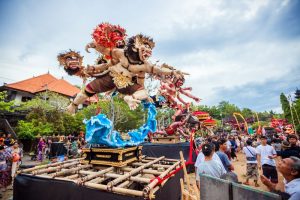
0;0;299;112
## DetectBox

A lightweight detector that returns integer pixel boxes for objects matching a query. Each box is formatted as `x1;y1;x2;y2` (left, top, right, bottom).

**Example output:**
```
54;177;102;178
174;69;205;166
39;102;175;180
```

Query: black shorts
262;164;278;183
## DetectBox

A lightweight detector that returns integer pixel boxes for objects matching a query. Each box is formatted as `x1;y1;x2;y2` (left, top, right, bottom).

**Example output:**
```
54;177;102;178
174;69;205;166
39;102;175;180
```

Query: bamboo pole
117;174;142;188
143;160;180;196
144;157;179;162
80;170;151;183
132;162;173;168
192;183;200;200
87;177;105;183
50;164;92;178
122;167;162;175
106;173;150;183
19;158;84;174
107;156;165;189
179;151;191;192
180;178;185;200
65;174;79;180
32;161;81;175
84;182;144;197
77;167;114;183
117;180;131;188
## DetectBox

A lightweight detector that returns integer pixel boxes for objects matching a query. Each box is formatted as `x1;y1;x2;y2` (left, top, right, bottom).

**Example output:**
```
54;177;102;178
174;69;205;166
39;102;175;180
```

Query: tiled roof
35;78;80;97
5;73;99;103
6;74;58;94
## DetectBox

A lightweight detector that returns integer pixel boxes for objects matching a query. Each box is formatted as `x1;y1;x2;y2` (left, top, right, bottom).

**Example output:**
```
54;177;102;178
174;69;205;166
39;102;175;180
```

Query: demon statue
58;23;185;114
159;76;200;108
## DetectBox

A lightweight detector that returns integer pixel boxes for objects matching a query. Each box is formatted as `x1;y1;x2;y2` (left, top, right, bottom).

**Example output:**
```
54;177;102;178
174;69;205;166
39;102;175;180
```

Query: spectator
70;137;79;158
216;138;234;172
230;136;238;161
272;134;282;154
278;141;300;159
197;143;226;179
256;136;278;184
0;145;11;195
37;138;46;162
243;139;259;187
11;142;22;179
287;135;300;158
4;134;15;147
226;137;232;160
195;142;226;188
261;156;300;200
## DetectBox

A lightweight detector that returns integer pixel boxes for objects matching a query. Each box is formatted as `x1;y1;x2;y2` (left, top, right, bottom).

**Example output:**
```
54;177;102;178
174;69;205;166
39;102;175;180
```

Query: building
0;73;98;107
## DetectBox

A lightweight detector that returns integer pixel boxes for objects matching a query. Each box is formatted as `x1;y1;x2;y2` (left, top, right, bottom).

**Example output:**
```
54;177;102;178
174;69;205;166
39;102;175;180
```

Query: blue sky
0;0;299;112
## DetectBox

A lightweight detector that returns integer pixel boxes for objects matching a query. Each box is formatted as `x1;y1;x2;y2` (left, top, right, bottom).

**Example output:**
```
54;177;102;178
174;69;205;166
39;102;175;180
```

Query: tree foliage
16;91;81;139
0;91;14;112
280;93;291;122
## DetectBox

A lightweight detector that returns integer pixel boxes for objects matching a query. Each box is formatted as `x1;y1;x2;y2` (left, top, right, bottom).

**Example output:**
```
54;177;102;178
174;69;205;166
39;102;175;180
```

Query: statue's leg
66;74;115;114
66;87;95;114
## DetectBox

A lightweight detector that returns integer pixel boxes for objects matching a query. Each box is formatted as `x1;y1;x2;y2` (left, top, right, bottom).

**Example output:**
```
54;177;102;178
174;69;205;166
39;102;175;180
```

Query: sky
0;0;299;112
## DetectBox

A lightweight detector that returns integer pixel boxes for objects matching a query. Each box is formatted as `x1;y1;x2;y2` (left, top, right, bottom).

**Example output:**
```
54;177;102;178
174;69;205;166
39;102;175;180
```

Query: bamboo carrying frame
18;156;181;199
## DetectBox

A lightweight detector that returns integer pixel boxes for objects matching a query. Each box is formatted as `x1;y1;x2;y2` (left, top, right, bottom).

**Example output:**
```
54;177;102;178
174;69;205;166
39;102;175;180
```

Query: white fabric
195;152;226;181
256;144;276;166
285;178;300;200
197;160;226;179
242;146;258;164
226;140;232;151
195;152;224;168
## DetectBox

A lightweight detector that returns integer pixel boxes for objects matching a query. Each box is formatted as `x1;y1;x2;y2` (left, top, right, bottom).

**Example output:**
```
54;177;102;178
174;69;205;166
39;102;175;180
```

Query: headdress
92;22;126;49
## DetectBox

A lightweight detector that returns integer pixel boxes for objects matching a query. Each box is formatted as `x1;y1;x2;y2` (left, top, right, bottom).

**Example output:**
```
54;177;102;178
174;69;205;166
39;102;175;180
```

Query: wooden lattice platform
18;156;181;199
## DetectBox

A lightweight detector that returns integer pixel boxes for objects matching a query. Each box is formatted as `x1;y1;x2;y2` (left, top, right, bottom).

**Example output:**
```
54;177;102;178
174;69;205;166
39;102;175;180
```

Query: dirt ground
233;151;284;191
188;151;285;193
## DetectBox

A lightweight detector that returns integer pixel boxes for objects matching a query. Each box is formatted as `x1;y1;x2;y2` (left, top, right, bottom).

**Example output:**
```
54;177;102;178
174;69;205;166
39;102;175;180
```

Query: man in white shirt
195;143;226;188
256;136;278;184
243;139;259;187
197;143;226;178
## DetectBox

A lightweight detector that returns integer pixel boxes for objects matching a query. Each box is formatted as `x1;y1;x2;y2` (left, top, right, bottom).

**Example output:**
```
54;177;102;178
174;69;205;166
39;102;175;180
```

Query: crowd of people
0;134;23;198
0;132;86;198
35;134;86;162
194;132;300;200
